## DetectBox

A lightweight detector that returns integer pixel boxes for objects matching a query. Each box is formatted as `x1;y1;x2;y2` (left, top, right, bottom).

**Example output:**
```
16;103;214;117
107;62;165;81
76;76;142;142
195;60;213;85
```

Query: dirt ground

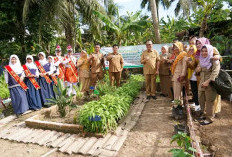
0;97;231;157
198;100;232;157
117;96;177;157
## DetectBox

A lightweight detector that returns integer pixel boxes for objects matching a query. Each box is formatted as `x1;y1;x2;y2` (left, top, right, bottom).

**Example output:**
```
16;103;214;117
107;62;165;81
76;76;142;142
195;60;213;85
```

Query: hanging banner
101;43;173;69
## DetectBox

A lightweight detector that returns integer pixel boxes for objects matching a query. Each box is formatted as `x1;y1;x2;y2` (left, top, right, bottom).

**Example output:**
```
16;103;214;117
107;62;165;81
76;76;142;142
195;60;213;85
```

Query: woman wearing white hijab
48;56;57;98
24;55;42;110
4;55;29;115
37;52;54;107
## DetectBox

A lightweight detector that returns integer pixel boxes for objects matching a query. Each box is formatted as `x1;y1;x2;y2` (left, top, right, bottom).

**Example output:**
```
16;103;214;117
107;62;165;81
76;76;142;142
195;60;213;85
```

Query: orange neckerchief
171;42;187;75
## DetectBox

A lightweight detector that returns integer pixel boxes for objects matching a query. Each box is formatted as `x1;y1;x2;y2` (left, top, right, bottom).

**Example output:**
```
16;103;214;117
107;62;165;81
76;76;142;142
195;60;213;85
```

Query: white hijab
38;52;48;66
9;55;23;74
48;56;56;74
26;55;37;69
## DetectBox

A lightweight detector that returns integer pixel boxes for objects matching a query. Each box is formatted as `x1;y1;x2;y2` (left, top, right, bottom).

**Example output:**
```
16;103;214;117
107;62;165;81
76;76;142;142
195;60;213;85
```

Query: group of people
4;38;221;125
142;38;221;125
4;44;124;116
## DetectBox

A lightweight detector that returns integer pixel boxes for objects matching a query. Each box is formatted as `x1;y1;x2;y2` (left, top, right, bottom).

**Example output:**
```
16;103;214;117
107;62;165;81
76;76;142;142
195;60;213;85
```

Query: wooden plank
50;133;71;148
59;134;80;153
45;132;63;146
34;130;53;144
78;137;98;154
0;115;16;127
102;135;119;150
24;129;44;143
125;121;136;131
31;130;51;144
72;137;89;154
15;128;35;142
58;134;78;150
37;131;58;146
0;127;18;139
111;130;129;151
65;138;84;155
6;128;27;140
87;138;104;155
96;149;117;157
92;134;112;156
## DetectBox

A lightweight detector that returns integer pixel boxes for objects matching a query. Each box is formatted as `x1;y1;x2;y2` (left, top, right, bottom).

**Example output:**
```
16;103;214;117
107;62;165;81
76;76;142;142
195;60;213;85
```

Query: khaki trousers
109;72;121;87
160;75;173;98
145;74;156;96
199;84;217;120
79;77;90;92
173;81;184;100
90;72;104;87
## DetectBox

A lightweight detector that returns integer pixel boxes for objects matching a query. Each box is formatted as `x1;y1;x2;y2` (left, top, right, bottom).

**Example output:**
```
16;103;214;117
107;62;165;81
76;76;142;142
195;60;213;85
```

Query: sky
114;0;178;21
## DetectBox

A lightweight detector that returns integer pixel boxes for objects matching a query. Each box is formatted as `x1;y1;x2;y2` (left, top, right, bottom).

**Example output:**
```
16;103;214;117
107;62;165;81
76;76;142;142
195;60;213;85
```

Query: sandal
199;120;212;125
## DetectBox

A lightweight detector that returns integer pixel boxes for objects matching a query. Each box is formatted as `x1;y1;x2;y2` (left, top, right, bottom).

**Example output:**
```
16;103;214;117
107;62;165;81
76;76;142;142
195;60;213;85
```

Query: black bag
210;69;232;96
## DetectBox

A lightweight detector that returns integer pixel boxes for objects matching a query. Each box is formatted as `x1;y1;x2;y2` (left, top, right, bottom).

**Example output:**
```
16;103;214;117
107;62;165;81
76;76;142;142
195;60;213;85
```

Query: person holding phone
141;40;160;100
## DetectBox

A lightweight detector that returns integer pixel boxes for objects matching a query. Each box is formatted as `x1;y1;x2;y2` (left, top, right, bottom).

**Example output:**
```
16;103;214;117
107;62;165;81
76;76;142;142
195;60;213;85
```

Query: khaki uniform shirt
90;53;104;73
77;58;90;78
106;53;124;72
172;56;187;82
141;50;160;74
159;54;170;76
199;60;220;92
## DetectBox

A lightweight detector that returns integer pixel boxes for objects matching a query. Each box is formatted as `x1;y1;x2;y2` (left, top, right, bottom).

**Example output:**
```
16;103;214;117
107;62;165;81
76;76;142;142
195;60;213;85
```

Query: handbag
210;69;232;96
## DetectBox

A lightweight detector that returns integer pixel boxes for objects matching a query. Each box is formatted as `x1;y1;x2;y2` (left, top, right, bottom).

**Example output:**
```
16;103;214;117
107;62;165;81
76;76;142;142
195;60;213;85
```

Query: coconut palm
23;0;106;49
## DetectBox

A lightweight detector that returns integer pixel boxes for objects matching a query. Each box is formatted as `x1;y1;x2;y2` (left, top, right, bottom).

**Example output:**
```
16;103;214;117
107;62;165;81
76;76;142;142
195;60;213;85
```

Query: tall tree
23;0;106;49
149;0;161;43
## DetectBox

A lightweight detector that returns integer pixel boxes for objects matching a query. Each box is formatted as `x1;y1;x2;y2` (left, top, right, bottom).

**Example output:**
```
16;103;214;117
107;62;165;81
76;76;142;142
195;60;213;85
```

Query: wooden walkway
0;92;147;157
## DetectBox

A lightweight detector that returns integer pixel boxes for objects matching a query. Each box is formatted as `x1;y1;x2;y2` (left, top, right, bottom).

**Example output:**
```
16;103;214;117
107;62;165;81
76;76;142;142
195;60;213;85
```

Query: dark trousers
190;80;199;105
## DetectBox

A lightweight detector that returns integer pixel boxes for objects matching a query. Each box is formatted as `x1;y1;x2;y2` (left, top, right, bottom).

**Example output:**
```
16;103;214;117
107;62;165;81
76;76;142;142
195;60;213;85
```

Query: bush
78;74;144;133
0;74;10;99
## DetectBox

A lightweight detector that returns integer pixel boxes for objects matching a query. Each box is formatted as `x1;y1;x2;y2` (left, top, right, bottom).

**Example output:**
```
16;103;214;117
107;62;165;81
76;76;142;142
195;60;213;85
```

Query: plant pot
174;124;190;135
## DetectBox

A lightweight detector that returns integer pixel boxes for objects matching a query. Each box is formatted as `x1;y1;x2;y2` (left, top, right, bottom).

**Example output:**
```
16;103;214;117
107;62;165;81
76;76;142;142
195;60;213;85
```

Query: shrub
78;74;144;133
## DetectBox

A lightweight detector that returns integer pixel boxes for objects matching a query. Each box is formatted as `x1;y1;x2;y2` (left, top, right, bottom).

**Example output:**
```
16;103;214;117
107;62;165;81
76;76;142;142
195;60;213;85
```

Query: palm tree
93;10;152;45
23;0;106;50
149;0;161;43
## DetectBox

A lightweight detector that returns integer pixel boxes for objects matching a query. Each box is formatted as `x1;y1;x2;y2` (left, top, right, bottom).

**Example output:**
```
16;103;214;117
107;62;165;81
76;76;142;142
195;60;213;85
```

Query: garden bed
25;105;84;134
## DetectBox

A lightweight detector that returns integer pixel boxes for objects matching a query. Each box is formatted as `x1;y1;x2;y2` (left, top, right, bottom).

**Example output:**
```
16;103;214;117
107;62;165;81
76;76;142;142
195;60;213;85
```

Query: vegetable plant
78;74;144;133
169;132;196;157
46;79;77;117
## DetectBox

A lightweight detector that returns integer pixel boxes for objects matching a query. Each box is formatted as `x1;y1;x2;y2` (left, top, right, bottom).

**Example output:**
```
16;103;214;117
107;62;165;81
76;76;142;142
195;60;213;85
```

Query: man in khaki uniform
141;40;160;100
89;44;105;87
106;44;124;87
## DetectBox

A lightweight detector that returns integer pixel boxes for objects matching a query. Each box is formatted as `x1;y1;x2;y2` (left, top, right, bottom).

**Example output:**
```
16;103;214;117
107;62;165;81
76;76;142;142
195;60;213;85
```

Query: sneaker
196;116;206;121
189;103;196;108
199;120;212;125
152;96;157;100
146;96;151;100
194;105;201;111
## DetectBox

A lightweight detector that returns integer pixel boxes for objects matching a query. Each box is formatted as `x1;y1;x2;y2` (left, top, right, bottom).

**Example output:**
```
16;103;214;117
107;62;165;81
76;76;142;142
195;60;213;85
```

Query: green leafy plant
169;132;196;157
78;74;144;133
73;83;84;101
46;79;77;117
0;74;10;99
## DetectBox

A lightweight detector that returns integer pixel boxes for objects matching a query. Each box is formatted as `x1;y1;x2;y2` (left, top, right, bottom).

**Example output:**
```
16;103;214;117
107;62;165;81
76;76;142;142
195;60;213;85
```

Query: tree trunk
199;15;208;37
150;0;161;44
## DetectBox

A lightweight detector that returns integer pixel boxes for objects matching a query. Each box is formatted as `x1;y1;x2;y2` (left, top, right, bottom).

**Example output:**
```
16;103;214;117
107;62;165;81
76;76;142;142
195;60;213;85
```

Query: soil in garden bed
197;100;232;157
40;96;97;124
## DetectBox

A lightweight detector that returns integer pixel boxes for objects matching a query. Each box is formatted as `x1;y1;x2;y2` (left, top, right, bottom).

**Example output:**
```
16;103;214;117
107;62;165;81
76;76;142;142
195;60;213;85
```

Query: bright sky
114;0;178;21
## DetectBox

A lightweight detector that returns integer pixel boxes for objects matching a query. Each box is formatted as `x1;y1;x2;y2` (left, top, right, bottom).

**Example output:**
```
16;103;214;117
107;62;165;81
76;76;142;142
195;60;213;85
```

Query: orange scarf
187;45;197;79
171;42;187;75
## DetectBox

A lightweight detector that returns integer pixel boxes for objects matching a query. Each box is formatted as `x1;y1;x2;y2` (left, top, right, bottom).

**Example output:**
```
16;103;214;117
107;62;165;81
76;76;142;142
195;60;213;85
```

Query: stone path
0;92;147;157
117;96;177;157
